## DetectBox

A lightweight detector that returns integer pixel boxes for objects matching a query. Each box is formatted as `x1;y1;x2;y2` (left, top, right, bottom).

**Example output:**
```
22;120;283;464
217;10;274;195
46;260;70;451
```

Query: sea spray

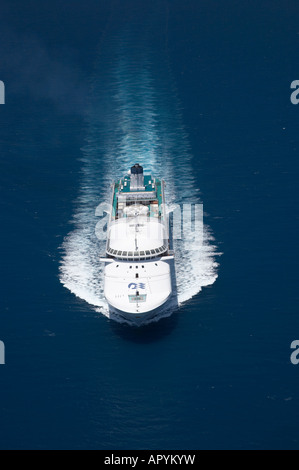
59;25;219;324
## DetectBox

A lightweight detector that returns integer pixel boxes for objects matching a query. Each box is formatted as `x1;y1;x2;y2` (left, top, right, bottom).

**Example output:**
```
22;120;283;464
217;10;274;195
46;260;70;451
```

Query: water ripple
59;26;220;325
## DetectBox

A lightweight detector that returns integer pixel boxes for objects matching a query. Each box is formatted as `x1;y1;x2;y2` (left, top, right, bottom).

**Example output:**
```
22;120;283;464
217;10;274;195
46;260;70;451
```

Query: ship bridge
106;217;168;260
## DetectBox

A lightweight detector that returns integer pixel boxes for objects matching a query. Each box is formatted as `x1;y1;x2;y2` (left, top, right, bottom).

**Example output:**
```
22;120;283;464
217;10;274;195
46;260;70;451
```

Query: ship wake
59;24;220;325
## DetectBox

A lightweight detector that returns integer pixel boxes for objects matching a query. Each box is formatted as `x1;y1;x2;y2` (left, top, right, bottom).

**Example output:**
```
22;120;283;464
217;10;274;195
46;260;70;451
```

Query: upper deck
106;166;168;261
111;174;163;221
120;174;155;193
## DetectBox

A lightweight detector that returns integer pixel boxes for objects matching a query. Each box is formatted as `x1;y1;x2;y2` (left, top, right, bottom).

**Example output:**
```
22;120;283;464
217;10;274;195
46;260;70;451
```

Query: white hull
104;258;173;322
107;297;172;326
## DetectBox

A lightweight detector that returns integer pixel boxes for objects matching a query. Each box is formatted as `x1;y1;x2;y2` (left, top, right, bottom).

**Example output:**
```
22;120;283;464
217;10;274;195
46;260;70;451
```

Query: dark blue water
1;0;299;450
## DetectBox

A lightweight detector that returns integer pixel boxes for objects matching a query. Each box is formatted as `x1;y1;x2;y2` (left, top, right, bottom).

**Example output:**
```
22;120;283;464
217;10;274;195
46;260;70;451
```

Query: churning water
59;24;219;324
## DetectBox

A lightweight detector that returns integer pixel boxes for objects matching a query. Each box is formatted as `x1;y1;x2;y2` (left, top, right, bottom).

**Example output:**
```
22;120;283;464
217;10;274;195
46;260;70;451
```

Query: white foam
59;28;220;325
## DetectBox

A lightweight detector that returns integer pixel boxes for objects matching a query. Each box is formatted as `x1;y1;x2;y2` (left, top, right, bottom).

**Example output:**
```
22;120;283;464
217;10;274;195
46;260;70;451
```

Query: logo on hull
128;282;146;290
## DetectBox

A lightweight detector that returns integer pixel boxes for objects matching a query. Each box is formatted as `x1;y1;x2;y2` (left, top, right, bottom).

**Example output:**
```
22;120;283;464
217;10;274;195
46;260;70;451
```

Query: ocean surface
0;0;299;450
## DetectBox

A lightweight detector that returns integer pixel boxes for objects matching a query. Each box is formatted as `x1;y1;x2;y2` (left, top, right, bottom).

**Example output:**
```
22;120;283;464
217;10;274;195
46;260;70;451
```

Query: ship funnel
130;163;145;190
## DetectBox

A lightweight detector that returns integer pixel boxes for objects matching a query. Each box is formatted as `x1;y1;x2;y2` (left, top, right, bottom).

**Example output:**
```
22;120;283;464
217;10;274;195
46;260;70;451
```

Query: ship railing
105;245;168;260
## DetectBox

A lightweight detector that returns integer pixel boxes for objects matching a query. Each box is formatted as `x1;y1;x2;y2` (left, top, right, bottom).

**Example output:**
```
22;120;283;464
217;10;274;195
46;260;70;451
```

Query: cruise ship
101;164;174;324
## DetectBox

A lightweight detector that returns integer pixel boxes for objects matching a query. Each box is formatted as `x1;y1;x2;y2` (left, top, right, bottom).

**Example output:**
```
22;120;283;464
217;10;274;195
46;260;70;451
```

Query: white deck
108;217;167;252
104;259;172;314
